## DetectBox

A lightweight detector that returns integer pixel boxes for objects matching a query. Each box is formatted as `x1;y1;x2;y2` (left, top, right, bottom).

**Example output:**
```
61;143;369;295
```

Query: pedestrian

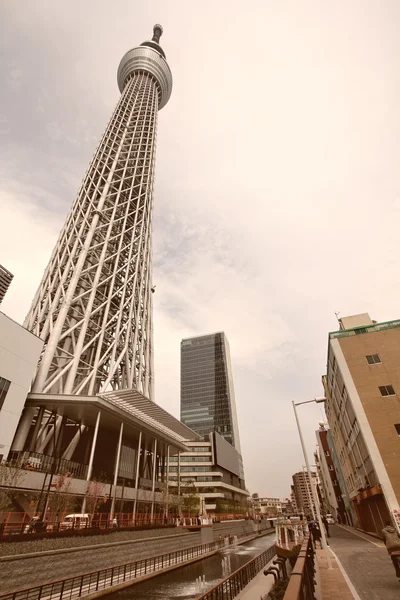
381;520;400;580
322;515;330;538
0;519;6;536
309;520;322;548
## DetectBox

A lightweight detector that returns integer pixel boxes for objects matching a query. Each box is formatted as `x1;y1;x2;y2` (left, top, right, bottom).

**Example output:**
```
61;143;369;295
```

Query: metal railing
8;451;88;480
0;533;259;600
196;544;276;600
0;512;264;536
282;536;316;600
0;511;180;535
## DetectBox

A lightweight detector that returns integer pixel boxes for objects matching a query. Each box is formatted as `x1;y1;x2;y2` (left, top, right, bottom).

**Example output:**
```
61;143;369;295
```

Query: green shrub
268;578;289;600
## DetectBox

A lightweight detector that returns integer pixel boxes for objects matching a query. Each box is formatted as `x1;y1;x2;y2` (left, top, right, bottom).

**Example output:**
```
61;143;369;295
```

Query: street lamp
293;397;332;569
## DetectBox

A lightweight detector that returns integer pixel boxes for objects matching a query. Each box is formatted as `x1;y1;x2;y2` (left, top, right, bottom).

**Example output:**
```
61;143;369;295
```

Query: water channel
106;532;275;600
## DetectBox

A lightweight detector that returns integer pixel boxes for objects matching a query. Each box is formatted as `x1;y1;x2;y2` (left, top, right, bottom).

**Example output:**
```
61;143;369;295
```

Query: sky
1;1;400;498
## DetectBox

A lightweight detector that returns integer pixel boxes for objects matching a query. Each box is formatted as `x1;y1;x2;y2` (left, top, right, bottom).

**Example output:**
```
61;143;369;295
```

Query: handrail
195;544;276;600
282;536;316;600
0;532;259;600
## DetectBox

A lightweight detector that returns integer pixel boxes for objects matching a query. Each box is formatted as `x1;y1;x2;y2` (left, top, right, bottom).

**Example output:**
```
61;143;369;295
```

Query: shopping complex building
168;432;248;514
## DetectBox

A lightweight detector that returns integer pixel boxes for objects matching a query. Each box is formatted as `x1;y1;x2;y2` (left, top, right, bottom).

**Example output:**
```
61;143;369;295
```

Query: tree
47;472;76;521
0;461;25;512
85;479;107;522
181;480;200;516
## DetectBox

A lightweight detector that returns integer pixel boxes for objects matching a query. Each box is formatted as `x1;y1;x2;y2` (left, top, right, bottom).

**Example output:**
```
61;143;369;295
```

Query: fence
0;533;258;600
8;451;88;480
282;536;316;600
0;512;178;535
0;512;257;536
196;544;276;600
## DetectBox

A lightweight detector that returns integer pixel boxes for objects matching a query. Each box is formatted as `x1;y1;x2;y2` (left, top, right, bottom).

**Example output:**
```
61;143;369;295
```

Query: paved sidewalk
325;524;400;600
316;548;355;600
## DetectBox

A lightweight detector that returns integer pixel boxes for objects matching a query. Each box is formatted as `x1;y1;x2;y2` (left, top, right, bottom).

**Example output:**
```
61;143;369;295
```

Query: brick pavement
323;524;400;600
316;548;355;600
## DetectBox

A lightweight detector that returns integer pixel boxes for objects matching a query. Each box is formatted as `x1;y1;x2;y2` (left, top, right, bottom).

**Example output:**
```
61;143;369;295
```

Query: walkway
323;524;399;600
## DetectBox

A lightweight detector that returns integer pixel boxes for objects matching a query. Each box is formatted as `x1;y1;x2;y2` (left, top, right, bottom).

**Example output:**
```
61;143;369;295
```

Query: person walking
381;520;400;580
322;515;330;538
308;519;322;548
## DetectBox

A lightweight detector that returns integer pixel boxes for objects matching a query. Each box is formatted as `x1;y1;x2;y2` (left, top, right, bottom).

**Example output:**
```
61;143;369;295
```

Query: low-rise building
323;313;400;533
0;312;43;461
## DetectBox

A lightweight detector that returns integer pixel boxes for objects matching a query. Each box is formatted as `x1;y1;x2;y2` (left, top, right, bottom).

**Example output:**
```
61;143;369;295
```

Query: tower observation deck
25;25;172;400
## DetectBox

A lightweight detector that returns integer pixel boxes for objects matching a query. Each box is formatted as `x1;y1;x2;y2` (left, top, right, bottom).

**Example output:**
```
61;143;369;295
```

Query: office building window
379;385;395;397
366;354;381;365
0;377;11;410
395;424;400;436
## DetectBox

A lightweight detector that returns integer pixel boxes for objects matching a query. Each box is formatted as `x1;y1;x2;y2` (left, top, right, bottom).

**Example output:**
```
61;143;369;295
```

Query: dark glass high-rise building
180;332;242;453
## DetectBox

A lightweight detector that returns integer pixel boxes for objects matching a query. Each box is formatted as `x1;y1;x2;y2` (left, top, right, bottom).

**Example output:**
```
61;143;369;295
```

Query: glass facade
180;332;241;453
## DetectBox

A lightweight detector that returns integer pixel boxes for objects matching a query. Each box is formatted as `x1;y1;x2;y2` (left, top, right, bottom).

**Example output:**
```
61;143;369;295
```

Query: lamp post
293;398;332;569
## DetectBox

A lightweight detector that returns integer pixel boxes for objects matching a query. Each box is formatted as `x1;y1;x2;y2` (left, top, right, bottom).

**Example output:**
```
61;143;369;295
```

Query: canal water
106;532;274;599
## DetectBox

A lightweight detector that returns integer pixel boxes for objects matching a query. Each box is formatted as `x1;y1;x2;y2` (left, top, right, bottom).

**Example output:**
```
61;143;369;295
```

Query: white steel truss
25;27;172;400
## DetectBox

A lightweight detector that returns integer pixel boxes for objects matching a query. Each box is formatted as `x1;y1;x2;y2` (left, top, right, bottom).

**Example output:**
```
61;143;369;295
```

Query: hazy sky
1;1;400;497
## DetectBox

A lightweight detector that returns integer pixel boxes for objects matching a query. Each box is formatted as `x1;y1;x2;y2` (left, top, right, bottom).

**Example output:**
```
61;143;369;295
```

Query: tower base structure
6;389;198;527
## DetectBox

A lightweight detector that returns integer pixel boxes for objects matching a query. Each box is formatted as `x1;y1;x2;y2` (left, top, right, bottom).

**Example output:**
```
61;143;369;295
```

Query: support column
165;445;170;520
150;438;157;522
28;407;45;452
10;407;35;453
81;411;101;513
132;432;142;522
110;422;124;520
178;451;181;500
284;525;289;546
62;424;85;460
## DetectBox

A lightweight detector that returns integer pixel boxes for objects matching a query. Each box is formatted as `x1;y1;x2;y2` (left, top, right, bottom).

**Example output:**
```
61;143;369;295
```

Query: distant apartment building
168;432;247;513
290;486;298;514
315;425;346;523
180;332;241;453
323;313;400;533
0;265;13;305
252;496;292;517
292;471;317;516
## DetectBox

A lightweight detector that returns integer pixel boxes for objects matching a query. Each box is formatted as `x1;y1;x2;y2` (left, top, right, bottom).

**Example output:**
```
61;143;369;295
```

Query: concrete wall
0;521;271;593
0;313;43;459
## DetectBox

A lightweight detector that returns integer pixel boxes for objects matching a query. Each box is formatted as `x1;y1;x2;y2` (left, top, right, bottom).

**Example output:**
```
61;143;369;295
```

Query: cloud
1;0;400;498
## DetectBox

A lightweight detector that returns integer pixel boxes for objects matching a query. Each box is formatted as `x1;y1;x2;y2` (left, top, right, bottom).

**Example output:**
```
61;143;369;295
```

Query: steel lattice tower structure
25;25;172;400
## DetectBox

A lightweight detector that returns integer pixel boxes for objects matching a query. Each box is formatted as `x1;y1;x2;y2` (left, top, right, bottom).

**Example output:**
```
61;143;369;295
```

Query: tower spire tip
152;24;163;44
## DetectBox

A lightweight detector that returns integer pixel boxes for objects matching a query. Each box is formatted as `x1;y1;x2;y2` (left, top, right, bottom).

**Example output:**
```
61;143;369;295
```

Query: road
328;524;399;600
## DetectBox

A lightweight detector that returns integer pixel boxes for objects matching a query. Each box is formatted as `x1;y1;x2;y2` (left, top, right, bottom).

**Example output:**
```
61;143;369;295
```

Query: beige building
292;471;317;516
323;313;400;534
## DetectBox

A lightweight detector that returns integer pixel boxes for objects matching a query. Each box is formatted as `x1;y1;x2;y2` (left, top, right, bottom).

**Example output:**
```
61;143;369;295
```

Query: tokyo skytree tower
25;25;172;400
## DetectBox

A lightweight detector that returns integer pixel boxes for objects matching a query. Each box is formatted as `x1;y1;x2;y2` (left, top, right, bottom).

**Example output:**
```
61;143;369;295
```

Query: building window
366;354;381;365
395;424;400;436
379;385;396;397
0;377;11;410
